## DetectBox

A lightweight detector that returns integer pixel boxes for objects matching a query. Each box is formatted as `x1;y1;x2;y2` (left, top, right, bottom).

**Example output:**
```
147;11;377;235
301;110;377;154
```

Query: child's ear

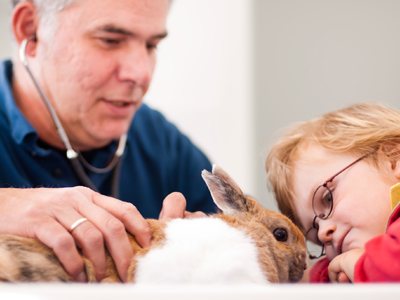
390;159;400;181
380;143;400;180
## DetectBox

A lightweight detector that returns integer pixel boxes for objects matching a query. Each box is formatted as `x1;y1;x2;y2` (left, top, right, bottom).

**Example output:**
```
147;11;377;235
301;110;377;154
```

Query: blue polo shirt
0;60;216;218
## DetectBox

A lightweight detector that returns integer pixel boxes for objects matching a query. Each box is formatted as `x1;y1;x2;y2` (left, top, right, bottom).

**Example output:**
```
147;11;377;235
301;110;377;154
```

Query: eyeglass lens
305;225;325;259
312;184;333;219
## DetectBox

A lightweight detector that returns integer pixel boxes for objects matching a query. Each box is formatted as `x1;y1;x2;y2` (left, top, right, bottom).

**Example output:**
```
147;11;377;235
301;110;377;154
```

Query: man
0;0;215;282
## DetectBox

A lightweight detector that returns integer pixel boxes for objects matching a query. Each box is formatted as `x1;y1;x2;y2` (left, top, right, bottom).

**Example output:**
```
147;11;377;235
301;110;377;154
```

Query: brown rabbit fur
0;165;307;283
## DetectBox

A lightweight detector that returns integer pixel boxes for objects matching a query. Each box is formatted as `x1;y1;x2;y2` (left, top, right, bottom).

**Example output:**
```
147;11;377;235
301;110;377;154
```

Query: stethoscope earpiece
19;35;37;65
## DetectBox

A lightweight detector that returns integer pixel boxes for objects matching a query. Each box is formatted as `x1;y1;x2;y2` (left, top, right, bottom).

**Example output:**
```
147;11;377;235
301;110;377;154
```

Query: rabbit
0;165;307;284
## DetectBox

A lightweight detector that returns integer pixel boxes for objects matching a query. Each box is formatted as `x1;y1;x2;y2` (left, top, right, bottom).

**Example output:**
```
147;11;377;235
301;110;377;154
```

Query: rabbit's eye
273;228;288;242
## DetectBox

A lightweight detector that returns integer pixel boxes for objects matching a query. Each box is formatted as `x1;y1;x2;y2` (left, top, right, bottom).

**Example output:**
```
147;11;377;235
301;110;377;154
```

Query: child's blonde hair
266;102;400;232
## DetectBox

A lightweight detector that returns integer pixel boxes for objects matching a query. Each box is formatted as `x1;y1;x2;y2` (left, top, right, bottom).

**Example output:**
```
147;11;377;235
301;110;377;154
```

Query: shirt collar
0;60;38;149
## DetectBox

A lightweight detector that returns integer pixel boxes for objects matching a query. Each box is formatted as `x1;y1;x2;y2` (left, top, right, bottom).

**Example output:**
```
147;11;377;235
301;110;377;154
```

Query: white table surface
1;284;399;300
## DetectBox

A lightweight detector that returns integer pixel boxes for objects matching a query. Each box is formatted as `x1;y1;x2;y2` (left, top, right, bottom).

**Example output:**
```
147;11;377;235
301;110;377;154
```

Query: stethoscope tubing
19;37;125;198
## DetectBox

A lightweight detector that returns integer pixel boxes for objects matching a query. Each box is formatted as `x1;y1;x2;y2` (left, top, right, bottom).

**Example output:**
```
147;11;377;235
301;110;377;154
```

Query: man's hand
0;188;204;283
159;192;207;220
328;249;365;283
0;187;152;282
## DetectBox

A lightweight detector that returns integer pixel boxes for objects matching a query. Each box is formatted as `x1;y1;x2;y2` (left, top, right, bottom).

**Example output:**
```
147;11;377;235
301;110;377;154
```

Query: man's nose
117;46;153;87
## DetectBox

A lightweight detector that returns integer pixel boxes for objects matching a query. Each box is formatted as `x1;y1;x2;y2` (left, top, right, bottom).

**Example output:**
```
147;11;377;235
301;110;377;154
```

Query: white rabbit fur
134;218;268;284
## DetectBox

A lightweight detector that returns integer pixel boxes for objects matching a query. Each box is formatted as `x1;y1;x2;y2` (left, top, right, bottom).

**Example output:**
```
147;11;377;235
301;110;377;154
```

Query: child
266;102;400;283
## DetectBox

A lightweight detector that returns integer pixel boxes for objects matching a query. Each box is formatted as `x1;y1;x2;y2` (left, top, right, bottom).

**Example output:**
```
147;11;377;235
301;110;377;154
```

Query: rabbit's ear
201;165;253;216
210;165;243;195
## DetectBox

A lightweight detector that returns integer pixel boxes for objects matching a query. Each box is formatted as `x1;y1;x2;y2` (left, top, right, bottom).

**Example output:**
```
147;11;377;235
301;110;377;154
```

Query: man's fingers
160;193;205;219
184;211;207;219
35;219;87;282
101;215;135;282
53;199;109;282
68;191;138;282
89;192;151;247
159;192;186;220
115;201;152;248
70;221;107;282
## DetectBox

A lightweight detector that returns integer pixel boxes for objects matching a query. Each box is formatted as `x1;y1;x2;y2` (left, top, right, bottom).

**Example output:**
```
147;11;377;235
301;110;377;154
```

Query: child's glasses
305;152;373;259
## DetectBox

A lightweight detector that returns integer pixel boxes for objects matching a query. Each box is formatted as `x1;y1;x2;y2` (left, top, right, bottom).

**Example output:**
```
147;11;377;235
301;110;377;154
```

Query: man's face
34;0;169;150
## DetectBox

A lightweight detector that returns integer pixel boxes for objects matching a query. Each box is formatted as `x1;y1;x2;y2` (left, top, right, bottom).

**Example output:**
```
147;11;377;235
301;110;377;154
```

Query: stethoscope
19;37;126;198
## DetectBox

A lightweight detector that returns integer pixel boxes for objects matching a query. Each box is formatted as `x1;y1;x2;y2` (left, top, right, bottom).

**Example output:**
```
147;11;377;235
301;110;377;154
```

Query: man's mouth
102;98;136;106
102;88;144;107
110;101;131;107
100;98;138;117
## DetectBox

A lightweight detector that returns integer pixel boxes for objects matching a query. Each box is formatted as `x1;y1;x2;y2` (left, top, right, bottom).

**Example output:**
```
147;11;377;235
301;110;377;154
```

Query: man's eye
100;38;120;45
147;44;158;51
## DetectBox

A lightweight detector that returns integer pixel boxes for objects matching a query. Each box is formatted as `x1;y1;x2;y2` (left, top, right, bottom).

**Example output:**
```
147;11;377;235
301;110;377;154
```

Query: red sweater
310;184;400;283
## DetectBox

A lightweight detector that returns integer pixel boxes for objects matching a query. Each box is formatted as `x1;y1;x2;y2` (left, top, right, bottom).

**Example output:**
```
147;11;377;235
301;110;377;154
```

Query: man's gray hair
12;0;75;14
11;0;76;41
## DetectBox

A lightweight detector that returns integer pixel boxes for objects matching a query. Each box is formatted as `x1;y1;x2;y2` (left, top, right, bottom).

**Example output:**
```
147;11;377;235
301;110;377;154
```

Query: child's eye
321;188;333;206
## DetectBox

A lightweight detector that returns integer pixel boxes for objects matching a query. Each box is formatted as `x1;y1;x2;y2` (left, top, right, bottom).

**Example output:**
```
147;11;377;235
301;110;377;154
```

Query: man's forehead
60;0;169;36
73;0;170;15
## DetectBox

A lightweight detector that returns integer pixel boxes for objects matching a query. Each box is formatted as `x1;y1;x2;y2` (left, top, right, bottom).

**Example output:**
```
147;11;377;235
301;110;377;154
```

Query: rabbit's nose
304;263;308;270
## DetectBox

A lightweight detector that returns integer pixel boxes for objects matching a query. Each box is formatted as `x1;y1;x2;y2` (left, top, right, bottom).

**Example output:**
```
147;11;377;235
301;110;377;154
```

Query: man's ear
12;1;38;57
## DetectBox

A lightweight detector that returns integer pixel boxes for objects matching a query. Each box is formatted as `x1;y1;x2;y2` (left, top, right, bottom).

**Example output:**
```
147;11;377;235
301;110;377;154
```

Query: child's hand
328;249;365;283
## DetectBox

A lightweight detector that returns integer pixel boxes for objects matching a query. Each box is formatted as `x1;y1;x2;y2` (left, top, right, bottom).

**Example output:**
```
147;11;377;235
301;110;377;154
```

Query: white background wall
145;0;256;198
2;1;400;211
0;2;12;58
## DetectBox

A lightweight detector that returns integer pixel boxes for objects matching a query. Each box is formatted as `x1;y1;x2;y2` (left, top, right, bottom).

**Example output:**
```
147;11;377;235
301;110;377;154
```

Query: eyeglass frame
305;152;374;260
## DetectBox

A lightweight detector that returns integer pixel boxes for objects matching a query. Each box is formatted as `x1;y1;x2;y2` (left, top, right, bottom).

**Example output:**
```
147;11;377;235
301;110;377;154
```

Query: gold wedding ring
68;217;88;234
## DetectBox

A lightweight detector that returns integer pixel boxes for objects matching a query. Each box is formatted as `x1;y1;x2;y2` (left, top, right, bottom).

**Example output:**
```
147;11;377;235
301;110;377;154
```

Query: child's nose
317;220;336;245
